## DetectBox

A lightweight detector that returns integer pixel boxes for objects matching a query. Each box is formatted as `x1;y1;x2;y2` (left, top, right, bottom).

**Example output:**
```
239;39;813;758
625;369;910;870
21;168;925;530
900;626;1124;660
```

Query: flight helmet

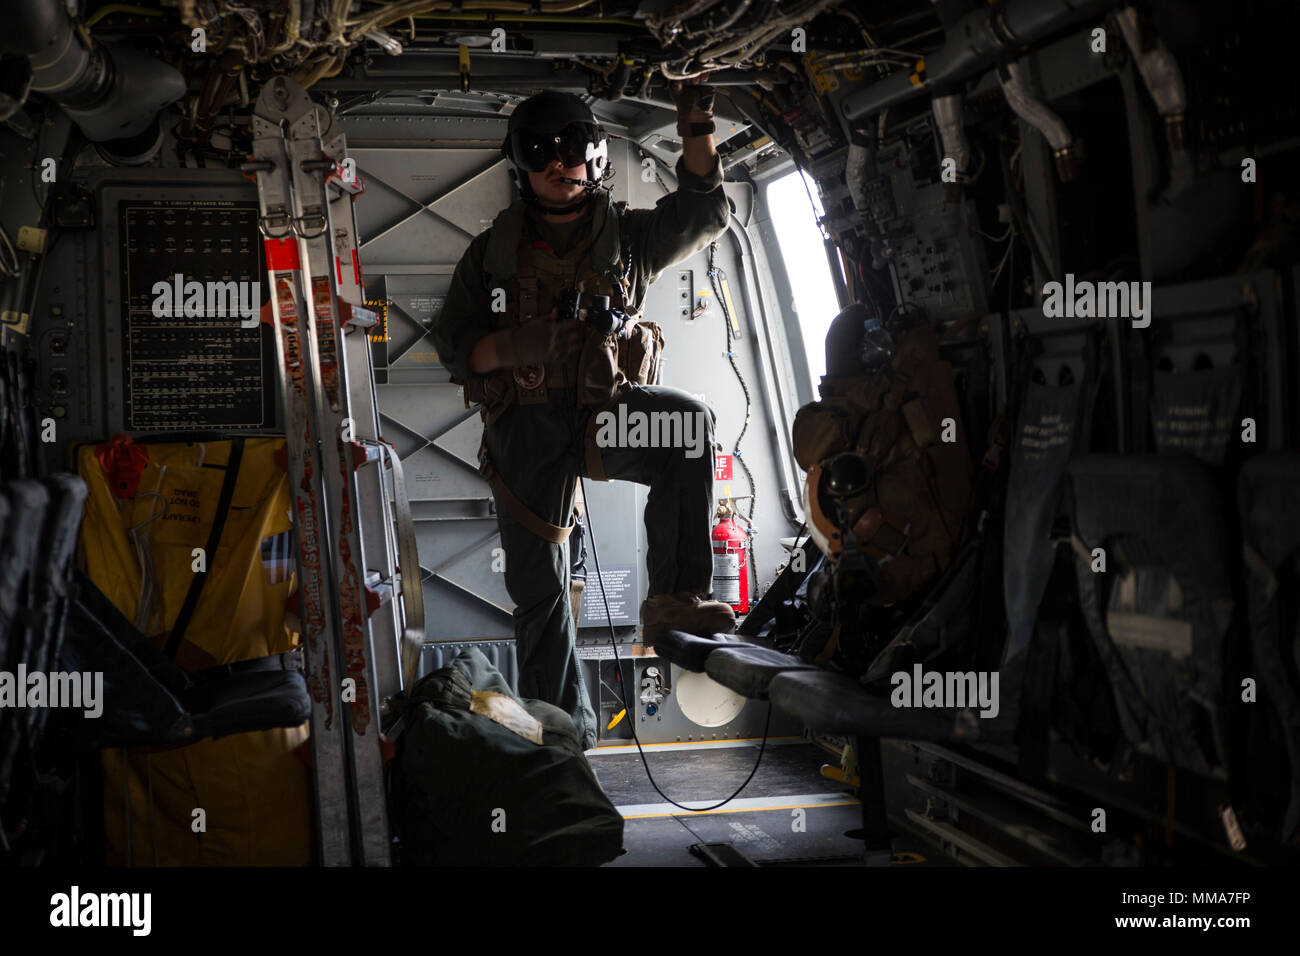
500;91;611;206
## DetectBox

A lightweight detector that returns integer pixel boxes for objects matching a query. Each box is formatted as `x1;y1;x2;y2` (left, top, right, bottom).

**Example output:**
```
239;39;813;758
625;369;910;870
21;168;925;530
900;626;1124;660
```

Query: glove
670;77;716;138
501;314;585;368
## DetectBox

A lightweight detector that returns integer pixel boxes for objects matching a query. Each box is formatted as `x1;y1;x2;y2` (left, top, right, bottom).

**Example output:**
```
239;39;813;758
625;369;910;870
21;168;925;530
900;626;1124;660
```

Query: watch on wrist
675;84;716;138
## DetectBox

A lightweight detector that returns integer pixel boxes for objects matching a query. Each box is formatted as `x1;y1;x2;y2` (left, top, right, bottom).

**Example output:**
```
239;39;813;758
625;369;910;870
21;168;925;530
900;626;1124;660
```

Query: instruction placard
578;565;636;627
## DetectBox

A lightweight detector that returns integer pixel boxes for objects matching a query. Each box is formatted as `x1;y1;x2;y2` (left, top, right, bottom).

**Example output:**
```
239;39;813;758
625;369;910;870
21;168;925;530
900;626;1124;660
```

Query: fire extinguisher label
713;552;740;605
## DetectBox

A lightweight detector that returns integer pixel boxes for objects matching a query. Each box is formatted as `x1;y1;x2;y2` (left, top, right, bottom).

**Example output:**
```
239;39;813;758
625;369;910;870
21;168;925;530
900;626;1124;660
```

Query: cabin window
766;168;839;384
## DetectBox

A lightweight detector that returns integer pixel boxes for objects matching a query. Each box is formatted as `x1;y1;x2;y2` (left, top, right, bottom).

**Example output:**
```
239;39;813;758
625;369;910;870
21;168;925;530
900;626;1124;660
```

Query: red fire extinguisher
711;494;750;614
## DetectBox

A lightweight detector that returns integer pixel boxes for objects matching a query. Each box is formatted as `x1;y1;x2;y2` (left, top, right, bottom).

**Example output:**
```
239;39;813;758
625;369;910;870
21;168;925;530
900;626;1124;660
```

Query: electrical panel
867;141;991;322
39;172;283;451
116;198;274;431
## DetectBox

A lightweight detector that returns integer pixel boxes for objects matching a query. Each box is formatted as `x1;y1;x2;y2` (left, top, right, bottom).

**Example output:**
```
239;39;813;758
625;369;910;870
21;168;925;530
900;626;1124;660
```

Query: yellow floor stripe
622;799;860;820
592;735;805;754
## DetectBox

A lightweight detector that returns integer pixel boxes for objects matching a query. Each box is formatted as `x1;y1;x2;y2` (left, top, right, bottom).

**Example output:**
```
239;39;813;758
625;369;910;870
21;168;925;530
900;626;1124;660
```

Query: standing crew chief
430;78;736;750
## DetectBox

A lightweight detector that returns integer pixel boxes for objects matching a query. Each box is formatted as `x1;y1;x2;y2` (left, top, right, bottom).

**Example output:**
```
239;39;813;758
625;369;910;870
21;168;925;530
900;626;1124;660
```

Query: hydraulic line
1114;4;1192;200
931;92;970;178
998;60;1078;182
708;241;756;527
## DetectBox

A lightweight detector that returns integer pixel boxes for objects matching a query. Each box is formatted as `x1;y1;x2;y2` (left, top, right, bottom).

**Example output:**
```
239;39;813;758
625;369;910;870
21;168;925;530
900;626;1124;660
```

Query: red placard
264;236;300;271
715;454;733;481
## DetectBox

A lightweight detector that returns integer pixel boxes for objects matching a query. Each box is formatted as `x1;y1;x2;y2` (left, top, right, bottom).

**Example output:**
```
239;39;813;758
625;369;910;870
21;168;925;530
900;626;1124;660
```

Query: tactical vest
462;192;663;425
792;322;973;607
460;193;665;543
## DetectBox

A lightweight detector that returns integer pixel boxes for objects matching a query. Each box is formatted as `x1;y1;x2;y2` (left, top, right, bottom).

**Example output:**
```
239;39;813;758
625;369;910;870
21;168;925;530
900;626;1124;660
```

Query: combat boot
641;591;736;640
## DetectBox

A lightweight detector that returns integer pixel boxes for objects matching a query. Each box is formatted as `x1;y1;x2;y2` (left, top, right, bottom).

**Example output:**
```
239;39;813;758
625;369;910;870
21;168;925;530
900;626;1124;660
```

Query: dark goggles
506;122;602;173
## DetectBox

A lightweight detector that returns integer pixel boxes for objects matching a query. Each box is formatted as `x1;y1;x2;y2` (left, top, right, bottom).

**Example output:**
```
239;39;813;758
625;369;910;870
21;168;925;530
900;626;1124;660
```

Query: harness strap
188;648;304;685
1242;541;1278;601
480;446;574;544
163;438;245;660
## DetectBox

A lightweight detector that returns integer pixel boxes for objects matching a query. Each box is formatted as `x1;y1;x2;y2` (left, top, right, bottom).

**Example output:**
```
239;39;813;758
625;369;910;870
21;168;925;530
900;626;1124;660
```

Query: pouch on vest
576;326;623;408
792;390;861;470
620;321;665;386
457;367;515;426
575;318;665;408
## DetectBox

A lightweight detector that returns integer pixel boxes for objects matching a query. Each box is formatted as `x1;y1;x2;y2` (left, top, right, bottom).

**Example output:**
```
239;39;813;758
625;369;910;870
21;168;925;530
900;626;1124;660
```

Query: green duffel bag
389;648;624;866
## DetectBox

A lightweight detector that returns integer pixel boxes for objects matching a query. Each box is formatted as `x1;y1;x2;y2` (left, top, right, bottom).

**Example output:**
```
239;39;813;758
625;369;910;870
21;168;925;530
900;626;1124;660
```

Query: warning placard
578;565;637;627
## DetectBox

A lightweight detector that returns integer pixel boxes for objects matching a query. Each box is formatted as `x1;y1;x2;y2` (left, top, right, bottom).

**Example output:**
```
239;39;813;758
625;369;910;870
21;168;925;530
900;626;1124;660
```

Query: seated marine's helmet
500;91;611;206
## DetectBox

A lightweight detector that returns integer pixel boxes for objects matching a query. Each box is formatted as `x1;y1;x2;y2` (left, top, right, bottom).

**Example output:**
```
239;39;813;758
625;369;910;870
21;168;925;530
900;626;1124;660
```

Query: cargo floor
587;740;945;866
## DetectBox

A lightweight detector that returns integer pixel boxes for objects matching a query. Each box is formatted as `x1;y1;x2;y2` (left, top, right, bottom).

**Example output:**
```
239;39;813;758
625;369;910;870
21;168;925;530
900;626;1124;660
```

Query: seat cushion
705;645;817;700
768;669;973;741
647;629;748;673
187;670;312;740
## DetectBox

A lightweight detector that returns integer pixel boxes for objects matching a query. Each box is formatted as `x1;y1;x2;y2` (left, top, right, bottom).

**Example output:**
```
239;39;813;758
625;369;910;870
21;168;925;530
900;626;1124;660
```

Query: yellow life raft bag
72;436;313;865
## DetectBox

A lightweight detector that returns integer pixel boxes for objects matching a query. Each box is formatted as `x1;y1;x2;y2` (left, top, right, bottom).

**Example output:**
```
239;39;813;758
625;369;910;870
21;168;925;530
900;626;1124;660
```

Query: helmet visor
508;122;602;173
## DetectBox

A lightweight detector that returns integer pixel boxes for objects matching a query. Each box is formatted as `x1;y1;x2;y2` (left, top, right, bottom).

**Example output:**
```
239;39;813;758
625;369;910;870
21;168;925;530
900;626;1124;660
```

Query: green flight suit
430;154;731;749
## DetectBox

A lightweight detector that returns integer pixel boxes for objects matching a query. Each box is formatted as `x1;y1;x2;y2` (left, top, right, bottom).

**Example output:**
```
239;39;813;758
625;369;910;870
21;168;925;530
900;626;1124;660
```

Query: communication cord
580;475;771;812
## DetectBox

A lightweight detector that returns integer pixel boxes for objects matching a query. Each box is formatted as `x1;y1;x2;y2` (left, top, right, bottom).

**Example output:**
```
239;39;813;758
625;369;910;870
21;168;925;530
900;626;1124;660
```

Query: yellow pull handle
820;764;861;788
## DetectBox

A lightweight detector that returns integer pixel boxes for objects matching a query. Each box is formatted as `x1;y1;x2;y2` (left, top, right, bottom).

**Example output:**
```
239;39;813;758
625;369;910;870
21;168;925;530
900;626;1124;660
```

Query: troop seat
1066;453;1234;778
63;569;313;747
705;645;817;699
647;629;750;673
650;631;977;743
768;670;975;741
1238;452;1300;840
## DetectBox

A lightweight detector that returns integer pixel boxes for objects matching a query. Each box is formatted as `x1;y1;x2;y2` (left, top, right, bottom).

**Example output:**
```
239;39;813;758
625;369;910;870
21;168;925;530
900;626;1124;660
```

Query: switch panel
677;269;694;319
